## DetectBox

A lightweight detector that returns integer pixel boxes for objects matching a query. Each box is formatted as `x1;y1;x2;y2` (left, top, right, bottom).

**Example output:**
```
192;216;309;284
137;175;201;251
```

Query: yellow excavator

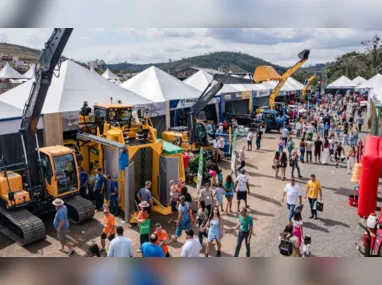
253;49;310;110
77;101;183;222
0;29;95;246
301;75;316;101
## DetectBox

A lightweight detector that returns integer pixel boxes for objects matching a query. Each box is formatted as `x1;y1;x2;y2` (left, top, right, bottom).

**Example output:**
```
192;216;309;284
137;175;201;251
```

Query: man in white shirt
281;127;289;146
281;178;302;222
218;135;225;159
107;226;133;257
181;229;202;257
234;169;250;211
295;120;302;138
212;137;220;160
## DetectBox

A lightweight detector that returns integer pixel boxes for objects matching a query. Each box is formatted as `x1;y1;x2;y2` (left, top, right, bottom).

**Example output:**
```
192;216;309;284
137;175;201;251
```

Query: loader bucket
151;197;172;216
253;66;282;83
129;211;139;224
298;49;310;61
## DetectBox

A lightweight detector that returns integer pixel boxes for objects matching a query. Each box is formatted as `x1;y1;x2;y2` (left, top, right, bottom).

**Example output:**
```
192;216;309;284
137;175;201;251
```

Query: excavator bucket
298;49;310;61
253;66;282;83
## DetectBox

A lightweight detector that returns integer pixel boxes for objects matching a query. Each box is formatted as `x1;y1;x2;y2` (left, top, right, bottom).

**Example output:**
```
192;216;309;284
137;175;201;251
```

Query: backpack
279;236;294;256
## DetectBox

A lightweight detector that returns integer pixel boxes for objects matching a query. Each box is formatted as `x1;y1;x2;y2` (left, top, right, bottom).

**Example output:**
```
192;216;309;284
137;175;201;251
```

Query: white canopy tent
352;76;366;86
260;80;295;92
102;68;119;80
286;77;304;90
120;66;201;103
0;62;26;79
326;75;357;89
23;64;36;79
0;60;153;116
184;69;213;92
358;73;382;89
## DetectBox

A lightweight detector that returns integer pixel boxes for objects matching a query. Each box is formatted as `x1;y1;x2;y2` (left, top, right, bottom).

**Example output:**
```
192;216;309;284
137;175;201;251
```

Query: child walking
214;182;225;212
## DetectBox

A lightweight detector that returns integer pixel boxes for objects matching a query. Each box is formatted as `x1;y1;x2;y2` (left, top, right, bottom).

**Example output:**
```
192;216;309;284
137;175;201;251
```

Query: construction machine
0;29;95;246
162;74;246;152
77;101;182;222
302;75;316;101
253;49;310;110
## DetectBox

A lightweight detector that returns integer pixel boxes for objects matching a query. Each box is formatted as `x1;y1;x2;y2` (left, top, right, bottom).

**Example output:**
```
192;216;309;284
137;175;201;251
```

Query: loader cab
39;146;79;197
94;104;133;131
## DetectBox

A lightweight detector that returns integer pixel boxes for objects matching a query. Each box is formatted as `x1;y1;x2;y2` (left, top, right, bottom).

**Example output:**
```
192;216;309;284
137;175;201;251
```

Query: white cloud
0;28;380;67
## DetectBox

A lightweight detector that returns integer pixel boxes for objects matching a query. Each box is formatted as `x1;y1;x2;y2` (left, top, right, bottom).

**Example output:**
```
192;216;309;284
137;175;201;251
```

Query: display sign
230;133;237;176
196;147;204;194
235;92;242;99
242;91;252;100
224;94;232;100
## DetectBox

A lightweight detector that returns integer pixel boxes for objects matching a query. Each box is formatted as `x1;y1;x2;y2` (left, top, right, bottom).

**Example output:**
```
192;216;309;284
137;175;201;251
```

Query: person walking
281;126;289;146
357;114;364;132
136;201;150;253
290;150;302;178
138;181;153;214
195;200;209;245
234;169;250;211
305;174;322;220
280;152;288;181
79;166;88;199
281;178;302;222
357;139;363;163
107;226;133;257
207;159;220;186
256;130;262;150
100;207;116;255
314;137;322;163
94;168;105;211
181;229;202;257
295;119;302;138
232;207;253;257
247;131;253;151
286;137;295;158
237;146;246;172
202;206;224;257
335;142;345;168
273;151;281;179
106;175;119;216
153;223;170;257
279;224;301;257
278;136;285;153
223;174;235;213
172;196;191;242
199;182;213;215
142;234;165;257
53;199;75;256
299;138;306;163
214;182;225;212
321;139;330;165
291;210;304;249
305;138;313;163
347;146;356;174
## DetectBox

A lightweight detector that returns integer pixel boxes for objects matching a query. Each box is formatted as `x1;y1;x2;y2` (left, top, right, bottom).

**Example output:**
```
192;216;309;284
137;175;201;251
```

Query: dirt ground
0;122;378;257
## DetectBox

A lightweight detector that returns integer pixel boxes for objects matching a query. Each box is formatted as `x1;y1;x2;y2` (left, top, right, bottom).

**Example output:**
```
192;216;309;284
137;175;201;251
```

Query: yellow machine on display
301;75;316;101
0;28;95;246
77;101;181;222
253;49;310;110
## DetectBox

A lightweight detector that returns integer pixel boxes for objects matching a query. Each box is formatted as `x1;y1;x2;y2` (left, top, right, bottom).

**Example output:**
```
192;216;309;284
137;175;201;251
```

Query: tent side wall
150;115;166;138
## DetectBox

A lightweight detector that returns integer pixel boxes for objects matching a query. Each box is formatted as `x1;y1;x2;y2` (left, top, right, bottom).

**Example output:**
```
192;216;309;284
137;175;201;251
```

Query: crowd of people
51;92;365;258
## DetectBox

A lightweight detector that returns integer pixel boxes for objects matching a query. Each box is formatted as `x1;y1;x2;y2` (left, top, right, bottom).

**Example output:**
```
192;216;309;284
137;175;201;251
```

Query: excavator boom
302;75;316;101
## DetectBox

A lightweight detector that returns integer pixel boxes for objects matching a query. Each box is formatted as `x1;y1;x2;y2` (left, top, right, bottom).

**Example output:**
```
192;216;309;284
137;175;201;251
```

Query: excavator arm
187;73;250;145
254;49;310;110
302;75;316;101
19;28;73;195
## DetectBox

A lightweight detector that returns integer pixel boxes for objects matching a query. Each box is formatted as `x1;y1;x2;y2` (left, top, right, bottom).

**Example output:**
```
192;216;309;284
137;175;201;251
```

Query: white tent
352;76;366;86
0;62;26;79
184;70;213;92
0;60;153;117
23;64;36;79
326;75;357;89
260;80;295;92
358;73;382;89
286;77;304;90
102;68;119;80
228;83;268;92
120;66;201;102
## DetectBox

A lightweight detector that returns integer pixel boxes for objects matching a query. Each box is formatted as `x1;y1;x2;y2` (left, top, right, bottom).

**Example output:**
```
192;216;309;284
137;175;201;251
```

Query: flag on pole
196;147;204;194
230;133;237;177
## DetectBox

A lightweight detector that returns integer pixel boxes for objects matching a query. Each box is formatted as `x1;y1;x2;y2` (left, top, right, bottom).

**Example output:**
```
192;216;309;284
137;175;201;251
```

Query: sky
0;28;380;67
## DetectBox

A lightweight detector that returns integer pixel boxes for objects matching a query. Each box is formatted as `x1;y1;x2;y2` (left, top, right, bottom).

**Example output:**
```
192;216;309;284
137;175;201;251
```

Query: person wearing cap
181;229;202;257
100;207;116;255
53;198;75;256
172;196;191;242
136;201;150;254
107;226;133;257
79;166;88;199
234;169;250;212
154;223;170;257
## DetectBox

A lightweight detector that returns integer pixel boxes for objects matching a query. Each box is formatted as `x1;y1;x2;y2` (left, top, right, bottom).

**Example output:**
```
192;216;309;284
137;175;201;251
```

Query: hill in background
0;43;40;61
